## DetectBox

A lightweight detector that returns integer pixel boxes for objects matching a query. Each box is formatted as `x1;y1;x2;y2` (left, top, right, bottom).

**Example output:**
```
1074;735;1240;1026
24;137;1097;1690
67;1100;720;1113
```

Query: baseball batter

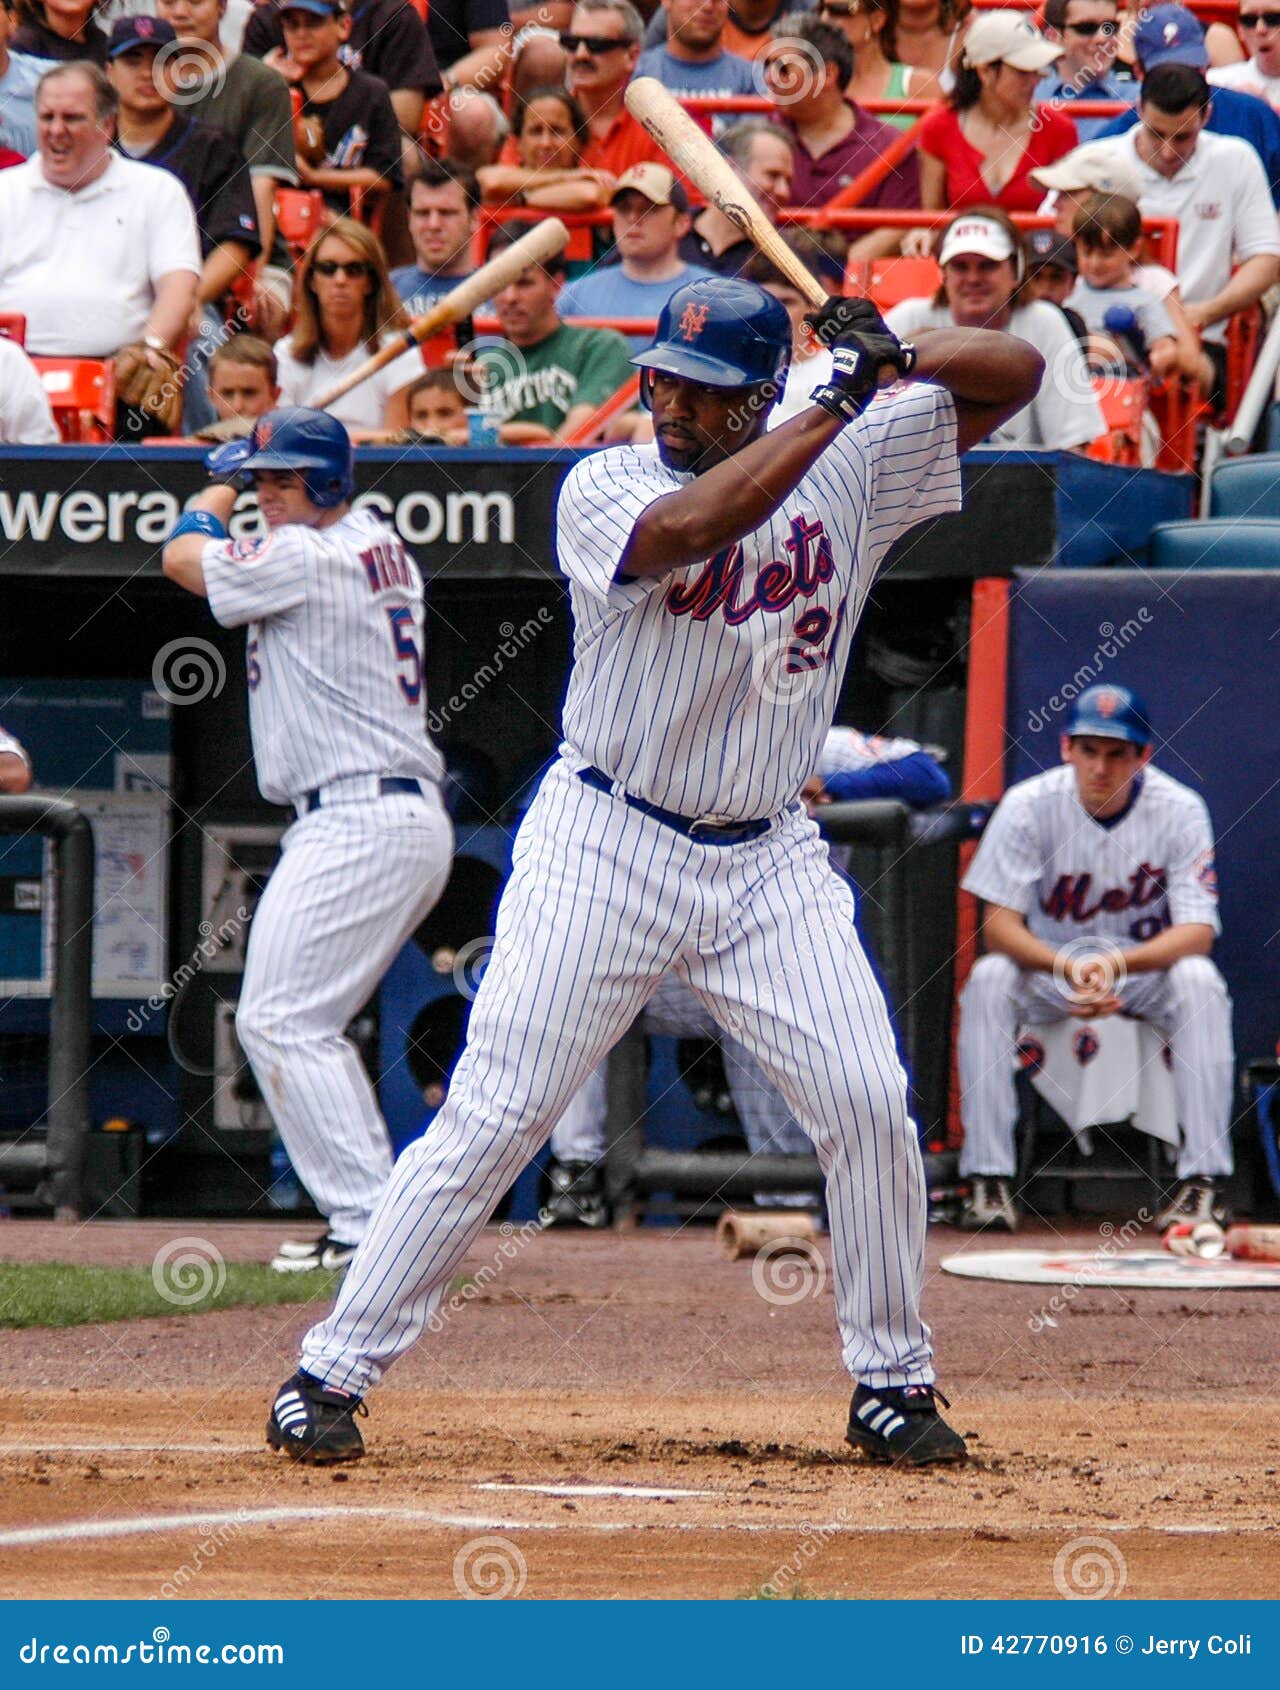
957;684;1233;1233
267;276;1041;1468
162;407;453;1272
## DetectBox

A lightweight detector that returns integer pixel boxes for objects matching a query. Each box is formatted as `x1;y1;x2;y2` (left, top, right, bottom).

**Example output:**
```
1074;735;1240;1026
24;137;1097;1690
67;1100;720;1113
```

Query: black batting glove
807;293;893;349
809;330;919;424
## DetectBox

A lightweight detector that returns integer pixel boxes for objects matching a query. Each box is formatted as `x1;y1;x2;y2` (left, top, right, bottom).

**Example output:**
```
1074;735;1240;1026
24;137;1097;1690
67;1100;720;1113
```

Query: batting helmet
632;277;792;390
239;407;356;509
1065;683;1153;746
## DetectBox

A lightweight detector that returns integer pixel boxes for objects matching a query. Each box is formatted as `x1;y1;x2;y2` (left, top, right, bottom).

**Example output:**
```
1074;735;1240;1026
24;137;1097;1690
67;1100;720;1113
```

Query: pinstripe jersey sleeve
555;444;681;607
203;529;309;629
962;785;1043;913
841;383;961;575
1164;794;1220;930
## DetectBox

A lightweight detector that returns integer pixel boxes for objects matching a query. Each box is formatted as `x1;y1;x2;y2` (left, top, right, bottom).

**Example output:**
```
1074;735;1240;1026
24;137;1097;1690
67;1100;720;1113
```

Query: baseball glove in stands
114;342;185;435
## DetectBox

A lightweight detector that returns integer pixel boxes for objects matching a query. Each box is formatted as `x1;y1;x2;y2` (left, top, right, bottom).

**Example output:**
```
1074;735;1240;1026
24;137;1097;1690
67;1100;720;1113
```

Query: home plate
941;1248;1280;1291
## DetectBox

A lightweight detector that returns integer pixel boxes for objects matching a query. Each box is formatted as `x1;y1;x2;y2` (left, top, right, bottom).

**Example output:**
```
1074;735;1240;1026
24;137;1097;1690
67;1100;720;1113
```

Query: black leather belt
578;765;774;845
303;776;423;813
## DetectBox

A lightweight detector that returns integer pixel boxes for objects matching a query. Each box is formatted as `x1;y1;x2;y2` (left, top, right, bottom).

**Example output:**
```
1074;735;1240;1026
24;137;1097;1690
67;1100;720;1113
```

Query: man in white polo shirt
0;60;199;414
1110;61;1280;399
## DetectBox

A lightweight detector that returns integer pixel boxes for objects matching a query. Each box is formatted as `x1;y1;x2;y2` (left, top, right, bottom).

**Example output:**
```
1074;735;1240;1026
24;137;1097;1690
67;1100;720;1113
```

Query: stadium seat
0;312;25;345
31;357;115;443
274;187;329;262
1207;453;1280;518
861;256;941;312
1085;376;1146;467
1148;518;1280;569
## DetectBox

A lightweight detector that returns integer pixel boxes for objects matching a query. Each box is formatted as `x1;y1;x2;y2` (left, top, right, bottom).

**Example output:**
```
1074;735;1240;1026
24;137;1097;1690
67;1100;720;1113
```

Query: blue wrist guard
169;509;229;544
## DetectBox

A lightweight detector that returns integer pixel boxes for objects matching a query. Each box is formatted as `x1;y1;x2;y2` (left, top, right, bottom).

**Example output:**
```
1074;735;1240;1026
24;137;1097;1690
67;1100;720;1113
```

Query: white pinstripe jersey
554;384;961;821
963;763;1220;946
202;507;444;806
822;725;924;774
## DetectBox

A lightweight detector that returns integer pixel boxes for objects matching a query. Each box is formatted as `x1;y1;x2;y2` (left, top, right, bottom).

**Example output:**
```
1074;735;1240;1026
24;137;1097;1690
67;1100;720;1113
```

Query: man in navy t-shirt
390;156;478;317
635;0;758;97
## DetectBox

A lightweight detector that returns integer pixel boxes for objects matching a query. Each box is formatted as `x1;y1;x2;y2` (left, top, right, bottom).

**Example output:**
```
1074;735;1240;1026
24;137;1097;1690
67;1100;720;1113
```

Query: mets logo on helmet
1095;689;1120;717
679;302;710;342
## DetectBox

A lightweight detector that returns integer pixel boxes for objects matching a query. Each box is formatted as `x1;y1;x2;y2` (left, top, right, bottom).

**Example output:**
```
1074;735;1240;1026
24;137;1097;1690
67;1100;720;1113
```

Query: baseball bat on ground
1225;1223;1280;1262
716;1209;818;1260
311;218;570;411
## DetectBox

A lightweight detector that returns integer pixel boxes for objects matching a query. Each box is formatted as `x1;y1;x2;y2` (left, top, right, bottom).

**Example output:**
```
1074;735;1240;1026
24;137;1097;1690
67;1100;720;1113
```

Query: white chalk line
0;1442;261;1455
0;1506;1269;1552
477;1482;717;1499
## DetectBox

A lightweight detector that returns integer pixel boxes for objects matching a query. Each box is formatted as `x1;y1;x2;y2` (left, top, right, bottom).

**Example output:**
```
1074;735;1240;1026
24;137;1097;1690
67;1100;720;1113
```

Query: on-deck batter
266;276;1042;1467
162;407;454;1272
956;683;1233;1233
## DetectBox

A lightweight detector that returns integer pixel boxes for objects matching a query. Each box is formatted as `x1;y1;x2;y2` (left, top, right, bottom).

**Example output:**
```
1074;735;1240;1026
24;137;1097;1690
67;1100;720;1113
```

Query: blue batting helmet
632;277;792;390
1065;684;1153;746
239;407;355;509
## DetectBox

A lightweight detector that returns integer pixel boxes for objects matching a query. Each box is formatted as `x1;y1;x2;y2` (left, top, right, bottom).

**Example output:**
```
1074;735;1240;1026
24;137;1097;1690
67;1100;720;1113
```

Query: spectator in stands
887;206;1105;449
155;0;299;303
1107;63;1280;402
642;0;814;63
0;0;41;157
894;0;966;89
265;0;403;219
275;216;423;433
739;231;838;422
0;723;34;791
765;13;920;248
0;63;199;373
1024;229;1077;309
684;117;795;273
420;0;510;88
562;0;665;174
634;0;757;97
204;334;281;431
404;366;469;441
474;221;634;441
1209;2;1280;102
478;84;614;210
1029;135;1143;237
915;10;1078;215
0;328;57;440
1093;5;1280;208
245;0;441;148
11;0;106;63
1036;0;1136;142
818;0;942;126
1068;189;1208;385
557;163;714;350
391;156;477;317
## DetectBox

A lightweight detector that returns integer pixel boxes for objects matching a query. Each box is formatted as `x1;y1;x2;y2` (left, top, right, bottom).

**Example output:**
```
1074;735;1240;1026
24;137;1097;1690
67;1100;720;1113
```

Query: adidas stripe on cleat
846;1382;968;1466
267;1371;367;1464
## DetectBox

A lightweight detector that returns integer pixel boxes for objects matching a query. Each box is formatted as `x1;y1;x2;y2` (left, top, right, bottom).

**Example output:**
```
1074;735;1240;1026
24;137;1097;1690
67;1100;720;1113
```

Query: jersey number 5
386;606;422;704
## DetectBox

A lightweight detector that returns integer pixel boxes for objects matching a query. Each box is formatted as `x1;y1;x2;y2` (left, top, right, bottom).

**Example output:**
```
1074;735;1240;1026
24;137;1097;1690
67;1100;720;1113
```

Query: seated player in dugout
471;222;635;444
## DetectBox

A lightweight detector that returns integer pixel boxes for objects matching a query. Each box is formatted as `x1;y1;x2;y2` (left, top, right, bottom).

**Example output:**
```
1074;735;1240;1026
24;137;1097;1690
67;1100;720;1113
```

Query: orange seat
32;357;116;442
0;312;26;346
864;256;941;312
274;187;329;262
1149;376;1210;476
1086;374;1147;466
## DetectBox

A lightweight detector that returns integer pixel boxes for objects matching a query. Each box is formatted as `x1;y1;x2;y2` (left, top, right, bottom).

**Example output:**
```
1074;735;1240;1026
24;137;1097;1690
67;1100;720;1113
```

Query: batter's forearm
619;407;844;581
161;485;238;597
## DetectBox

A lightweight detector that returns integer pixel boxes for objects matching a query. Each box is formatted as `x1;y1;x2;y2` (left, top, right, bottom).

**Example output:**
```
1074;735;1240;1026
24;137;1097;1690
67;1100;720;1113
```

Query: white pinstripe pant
236;789;454;1244
958;952;1234;1179
301;758;934;1393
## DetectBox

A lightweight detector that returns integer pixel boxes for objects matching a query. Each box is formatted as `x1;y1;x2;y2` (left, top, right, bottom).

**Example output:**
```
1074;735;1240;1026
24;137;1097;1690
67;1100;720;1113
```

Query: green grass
0;1261;344;1330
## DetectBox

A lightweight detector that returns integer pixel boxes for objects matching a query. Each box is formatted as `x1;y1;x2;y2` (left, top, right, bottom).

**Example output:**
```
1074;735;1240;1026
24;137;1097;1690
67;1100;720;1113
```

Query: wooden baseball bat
624;79;828;310
311;217;570;411
1225;1223;1280;1263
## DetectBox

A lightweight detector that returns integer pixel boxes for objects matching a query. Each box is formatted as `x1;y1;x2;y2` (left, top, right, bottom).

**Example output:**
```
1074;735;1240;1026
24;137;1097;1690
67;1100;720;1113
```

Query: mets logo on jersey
1195;848;1218;896
665;514;836;625
679;302;710;341
1073;1028;1100;1066
1016;1034;1046;1075
227;534;273;562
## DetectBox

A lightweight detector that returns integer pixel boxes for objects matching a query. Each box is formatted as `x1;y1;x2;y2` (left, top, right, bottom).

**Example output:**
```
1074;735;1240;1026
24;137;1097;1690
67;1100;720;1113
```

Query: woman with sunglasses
817;0;941;127
274;219;423;436
476;85;614;212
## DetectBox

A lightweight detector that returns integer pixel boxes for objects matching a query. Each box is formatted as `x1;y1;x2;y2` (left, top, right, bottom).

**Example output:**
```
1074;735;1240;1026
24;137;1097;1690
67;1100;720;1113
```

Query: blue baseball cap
106;15;177;57
1133;5;1207;71
1065;684;1153;746
279;0;348;16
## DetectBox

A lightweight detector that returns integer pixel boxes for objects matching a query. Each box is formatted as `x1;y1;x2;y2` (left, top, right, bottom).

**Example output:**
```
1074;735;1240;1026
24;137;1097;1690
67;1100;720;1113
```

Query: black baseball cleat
543;1159;610;1229
267;1371;367;1464
1154;1176;1230;1233
846;1383;968;1466
270;1234;358;1274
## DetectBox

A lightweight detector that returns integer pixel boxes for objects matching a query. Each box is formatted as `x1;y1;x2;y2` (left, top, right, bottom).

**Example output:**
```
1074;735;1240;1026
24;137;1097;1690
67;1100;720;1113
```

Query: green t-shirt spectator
476;324;634;431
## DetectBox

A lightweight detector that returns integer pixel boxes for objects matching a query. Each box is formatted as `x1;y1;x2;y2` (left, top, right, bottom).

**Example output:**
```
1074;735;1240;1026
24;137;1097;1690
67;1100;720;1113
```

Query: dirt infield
2;1218;1278;1600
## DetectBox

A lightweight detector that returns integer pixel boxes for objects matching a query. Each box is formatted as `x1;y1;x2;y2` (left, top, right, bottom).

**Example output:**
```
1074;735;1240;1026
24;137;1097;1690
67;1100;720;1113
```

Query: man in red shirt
764;14;918;256
563;0;666;176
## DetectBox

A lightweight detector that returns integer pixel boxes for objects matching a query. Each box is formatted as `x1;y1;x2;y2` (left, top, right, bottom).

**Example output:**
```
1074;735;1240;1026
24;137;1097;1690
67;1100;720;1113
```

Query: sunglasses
1065;19;1118;35
313;259;371;277
559;32;628;52
1240;10;1280;24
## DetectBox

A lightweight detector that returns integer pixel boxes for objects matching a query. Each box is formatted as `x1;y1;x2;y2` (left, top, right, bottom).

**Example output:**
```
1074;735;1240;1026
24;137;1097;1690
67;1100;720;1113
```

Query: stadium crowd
1;0;1279;459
